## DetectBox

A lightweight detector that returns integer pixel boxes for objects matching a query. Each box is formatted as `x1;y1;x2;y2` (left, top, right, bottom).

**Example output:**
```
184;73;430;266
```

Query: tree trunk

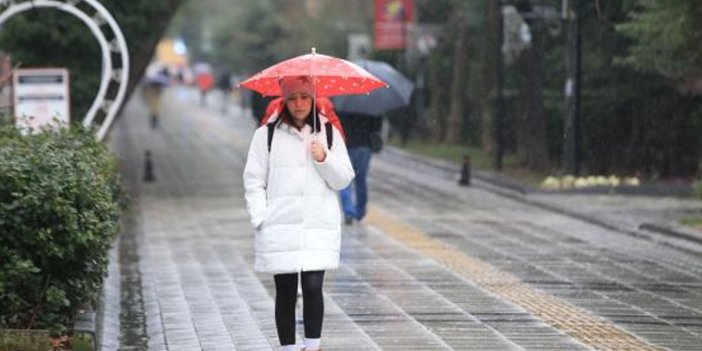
428;58;446;142
516;21;549;171
446;12;468;144
124;0;188;106
481;0;500;153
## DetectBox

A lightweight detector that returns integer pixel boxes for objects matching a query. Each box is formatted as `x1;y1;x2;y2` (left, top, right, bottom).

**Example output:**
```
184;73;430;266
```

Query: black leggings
274;270;325;345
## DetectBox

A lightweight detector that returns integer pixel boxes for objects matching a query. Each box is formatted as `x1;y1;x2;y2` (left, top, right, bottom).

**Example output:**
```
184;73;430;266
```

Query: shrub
0;329;50;351
695;178;702;200
0;124;127;330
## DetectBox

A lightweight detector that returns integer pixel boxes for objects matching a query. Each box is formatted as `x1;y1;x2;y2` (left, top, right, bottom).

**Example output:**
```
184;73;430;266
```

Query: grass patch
679;216;702;230
0;330;50;351
501;166;553;188
391;140;498;168
389;139;551;187
71;334;93;351
0;330;92;351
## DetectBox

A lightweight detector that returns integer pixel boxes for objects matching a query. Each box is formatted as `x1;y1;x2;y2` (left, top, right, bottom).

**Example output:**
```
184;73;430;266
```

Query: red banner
374;0;415;50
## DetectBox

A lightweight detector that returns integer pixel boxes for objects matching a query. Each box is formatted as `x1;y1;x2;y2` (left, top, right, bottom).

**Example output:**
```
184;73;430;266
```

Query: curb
639;222;702;245
381;146;532;194
382;146;696;198
381;146;702;247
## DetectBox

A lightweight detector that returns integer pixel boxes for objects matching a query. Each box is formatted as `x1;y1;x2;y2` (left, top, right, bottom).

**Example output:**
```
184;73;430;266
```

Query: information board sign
13;68;70;131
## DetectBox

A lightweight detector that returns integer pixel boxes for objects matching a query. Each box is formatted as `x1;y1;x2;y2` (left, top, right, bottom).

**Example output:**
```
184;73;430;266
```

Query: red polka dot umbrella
239;48;388;98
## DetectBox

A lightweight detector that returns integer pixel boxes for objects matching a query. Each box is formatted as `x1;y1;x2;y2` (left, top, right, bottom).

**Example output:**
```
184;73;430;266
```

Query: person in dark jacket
250;92;276;124
217;71;233;113
338;112;382;224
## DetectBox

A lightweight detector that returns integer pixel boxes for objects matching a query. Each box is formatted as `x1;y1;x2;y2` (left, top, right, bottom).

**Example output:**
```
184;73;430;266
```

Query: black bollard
458;154;471;186
143;150;156;182
150;114;159;130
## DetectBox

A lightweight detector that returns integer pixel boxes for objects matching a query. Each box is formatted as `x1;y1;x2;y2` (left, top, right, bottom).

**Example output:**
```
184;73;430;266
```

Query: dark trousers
340;147;372;220
274;270;325;345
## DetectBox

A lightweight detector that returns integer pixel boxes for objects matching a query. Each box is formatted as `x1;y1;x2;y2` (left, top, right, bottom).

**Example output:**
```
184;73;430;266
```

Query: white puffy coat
243;113;354;274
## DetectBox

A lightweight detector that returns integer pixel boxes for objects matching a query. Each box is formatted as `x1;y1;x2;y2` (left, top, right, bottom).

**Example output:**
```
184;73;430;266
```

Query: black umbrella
331;59;414;116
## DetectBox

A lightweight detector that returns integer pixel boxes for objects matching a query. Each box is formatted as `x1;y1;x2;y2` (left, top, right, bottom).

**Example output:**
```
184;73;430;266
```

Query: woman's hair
279;99;322;133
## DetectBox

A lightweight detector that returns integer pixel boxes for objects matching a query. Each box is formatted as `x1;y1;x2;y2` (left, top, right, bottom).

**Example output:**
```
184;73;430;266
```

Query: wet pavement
101;86;702;350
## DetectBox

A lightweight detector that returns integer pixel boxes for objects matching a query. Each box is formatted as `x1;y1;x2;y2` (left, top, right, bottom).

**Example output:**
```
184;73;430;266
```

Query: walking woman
243;76;354;351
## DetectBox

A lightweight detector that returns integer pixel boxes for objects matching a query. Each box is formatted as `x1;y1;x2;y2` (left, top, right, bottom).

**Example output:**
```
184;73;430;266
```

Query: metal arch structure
0;0;129;141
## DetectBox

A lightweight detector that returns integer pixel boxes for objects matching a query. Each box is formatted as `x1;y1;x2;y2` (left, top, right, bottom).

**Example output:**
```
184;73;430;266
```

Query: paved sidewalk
104;87;702;351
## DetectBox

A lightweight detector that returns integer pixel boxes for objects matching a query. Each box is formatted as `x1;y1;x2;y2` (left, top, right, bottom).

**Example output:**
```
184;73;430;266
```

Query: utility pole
494;0;506;171
563;0;581;175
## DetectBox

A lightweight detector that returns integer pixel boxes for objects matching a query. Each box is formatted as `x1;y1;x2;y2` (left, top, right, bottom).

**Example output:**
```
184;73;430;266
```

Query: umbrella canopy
331;59;414;116
239;48;387;98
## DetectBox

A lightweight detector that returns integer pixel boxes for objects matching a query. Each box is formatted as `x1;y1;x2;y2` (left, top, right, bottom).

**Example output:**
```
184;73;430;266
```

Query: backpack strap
267;121;333;152
267;122;276;152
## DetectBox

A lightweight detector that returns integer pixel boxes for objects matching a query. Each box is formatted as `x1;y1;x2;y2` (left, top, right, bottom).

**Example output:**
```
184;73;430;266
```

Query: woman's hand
311;139;326;162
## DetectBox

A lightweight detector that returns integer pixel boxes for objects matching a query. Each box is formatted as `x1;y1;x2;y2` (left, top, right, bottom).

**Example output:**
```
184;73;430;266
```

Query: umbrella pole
312;76;317;134
310;48;318;135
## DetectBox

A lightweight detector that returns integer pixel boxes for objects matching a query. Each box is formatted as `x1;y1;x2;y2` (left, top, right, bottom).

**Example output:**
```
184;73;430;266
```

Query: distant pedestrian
243;76;354;351
339;112;383;224
250;91;275;124
196;70;214;107
217;70;233;113
141;63;170;129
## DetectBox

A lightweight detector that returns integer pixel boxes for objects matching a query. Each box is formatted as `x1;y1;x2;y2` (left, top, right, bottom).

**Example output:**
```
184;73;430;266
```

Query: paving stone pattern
107;87;702;350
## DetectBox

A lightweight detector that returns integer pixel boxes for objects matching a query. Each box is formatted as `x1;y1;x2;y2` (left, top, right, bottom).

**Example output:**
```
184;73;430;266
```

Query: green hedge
0;124;127;330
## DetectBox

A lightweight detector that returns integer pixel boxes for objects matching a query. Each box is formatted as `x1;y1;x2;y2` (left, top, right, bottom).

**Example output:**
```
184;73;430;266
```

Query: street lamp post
495;0;506;171
562;0;581;175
